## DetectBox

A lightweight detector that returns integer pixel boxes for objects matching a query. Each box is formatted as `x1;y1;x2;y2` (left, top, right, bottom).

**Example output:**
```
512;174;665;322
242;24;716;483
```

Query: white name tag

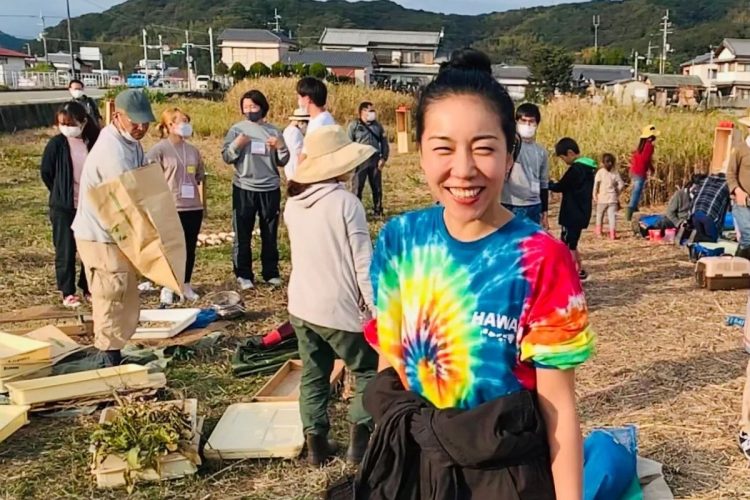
251;141;267;155
180;184;196;199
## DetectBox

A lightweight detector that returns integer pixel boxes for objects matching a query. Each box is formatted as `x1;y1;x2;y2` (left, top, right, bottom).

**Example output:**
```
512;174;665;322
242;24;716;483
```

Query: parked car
126;73;149;88
108;75;123;87
196;75;211;91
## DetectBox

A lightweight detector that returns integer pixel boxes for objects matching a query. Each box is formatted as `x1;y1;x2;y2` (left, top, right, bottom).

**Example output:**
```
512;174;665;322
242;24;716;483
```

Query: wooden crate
92;399;202;489
0;331;51;368
0;405;30;444
6;364;150;406
252;359;345;402
710;126;742;175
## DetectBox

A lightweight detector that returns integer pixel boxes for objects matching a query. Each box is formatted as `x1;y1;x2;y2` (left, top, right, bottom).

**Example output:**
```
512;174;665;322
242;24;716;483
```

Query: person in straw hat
284;124;378;467
282;108;310;181
626;124;659;221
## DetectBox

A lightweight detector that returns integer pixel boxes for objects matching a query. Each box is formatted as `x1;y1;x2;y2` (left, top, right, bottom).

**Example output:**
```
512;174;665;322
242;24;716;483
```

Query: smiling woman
353;48;595;500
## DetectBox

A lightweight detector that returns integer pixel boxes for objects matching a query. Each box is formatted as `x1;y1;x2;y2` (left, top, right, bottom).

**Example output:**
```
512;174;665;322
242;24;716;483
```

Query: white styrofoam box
205;402;304;460
132;308;201;340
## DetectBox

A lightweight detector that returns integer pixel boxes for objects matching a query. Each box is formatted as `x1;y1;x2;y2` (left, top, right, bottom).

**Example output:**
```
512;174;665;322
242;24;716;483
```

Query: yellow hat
292;125;376;184
640;125;660;139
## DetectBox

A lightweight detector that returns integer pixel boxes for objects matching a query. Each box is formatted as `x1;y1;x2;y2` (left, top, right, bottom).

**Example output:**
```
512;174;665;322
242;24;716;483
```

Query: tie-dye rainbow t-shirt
370;207;595;410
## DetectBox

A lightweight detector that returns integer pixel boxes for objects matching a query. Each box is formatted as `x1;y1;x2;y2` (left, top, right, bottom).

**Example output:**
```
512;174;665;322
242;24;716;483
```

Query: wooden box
5;364;150;406
0;331;51;367
710;126;742;175
205;401;304;460
92;399;201;489
252;359;345;402
0;404;30;444
695;256;750;291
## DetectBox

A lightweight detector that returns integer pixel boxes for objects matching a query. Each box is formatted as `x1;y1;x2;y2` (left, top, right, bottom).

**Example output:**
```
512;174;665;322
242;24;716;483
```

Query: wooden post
104;99;115;125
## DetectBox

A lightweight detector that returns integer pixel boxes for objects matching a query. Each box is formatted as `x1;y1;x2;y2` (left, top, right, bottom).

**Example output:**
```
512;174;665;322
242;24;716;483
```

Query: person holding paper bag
222;90;290;290
72;89;156;367
147;107;205;305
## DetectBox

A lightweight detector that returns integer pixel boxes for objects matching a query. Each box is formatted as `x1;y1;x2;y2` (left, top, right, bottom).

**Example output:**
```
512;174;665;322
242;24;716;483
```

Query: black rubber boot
101;350;122;367
305;433;337;467
737;246;750;261
346;424;371;465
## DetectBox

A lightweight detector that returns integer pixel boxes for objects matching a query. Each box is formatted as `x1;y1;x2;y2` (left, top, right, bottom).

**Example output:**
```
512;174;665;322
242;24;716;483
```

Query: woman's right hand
233;134;251;149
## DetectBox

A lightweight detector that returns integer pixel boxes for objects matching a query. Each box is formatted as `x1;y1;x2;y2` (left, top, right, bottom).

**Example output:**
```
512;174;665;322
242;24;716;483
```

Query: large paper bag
88;164;186;292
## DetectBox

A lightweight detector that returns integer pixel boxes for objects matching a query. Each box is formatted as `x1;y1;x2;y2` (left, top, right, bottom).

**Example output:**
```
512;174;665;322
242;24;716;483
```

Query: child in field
593;153;624;240
550;138;597;281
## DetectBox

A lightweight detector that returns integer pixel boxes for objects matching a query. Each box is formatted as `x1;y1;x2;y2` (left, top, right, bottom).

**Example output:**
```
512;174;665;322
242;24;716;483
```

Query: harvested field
1;122;749;499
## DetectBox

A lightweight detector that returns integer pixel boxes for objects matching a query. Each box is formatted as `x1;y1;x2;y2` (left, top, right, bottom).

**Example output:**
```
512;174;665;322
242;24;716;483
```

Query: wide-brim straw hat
292;125;376;184
288;108;310;121
640;124;660;139
738;116;750;127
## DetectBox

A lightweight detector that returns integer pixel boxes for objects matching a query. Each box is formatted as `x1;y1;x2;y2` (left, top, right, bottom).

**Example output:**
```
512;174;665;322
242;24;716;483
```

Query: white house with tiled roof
682;39;750;102
0;47;28;86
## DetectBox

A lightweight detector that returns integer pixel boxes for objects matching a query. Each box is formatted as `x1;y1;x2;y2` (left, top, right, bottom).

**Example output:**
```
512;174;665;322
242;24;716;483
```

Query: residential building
0;47;28;86
573;65;633;86
318;28;443;84
282;50;374;85
491;65;530;100
682;39;750;105
219;29;297;69
605;73;703;107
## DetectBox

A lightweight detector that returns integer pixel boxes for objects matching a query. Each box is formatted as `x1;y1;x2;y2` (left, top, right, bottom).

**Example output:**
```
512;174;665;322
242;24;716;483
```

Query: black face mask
245;111;263;122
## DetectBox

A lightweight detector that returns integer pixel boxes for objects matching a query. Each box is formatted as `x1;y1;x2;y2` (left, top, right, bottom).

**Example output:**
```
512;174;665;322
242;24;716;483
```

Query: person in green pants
283;124;379;466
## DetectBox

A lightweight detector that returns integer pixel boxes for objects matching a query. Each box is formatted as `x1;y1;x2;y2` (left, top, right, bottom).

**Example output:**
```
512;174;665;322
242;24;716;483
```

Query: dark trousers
178;209;203;283
49;208;88;296
290;315;378;436
232;186;280;282
354;157;383;215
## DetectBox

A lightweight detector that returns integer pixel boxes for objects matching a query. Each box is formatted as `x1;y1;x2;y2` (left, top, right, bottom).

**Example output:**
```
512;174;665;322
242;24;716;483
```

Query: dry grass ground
1;125;750;499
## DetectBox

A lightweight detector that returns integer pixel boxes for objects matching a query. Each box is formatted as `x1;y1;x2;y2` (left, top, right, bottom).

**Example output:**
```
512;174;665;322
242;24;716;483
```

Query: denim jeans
629;175;646;211
503;203;543;225
733;203;750;247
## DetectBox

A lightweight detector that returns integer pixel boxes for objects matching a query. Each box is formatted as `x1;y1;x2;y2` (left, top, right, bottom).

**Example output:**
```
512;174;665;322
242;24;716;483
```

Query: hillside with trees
34;0;750;73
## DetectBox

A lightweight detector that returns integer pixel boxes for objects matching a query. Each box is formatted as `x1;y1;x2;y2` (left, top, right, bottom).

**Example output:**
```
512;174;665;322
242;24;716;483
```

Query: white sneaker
237;277;255;290
62;295;81;308
160;287;174;305
266;277;282;287
183;283;200;301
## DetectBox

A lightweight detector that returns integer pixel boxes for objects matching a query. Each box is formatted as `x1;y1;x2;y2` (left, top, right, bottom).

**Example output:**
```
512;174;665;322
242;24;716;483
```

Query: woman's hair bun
440;48;492;75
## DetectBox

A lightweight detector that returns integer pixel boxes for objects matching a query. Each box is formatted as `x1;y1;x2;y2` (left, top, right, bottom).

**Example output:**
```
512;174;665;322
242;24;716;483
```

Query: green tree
271;61;290;77
309;62;327;79
292;63;309;77
229;62;246;82
527;45;574;99
215;61;229;76
248;62;271;78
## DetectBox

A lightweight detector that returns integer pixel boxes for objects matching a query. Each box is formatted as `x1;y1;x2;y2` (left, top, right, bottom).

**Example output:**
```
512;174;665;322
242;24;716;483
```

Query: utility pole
659;10;673;74
646;39;654;67
142;29;148;72
707;44;715;108
185;30;191;90
208;27;215;78
593;15;601;53
158;34;164;80
268;9;282;32
634;51;646;80
38;12;48;60
65;0;75;76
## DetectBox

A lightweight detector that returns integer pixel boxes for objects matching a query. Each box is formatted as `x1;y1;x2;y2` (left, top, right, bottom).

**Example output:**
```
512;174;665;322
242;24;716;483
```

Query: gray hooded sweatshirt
284;182;374;333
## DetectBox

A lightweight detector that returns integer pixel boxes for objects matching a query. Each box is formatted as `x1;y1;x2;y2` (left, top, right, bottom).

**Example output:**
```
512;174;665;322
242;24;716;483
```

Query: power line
43;36;143;48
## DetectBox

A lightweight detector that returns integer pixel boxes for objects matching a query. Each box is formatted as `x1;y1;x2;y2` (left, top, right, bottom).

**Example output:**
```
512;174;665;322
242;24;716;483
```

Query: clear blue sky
1;0;572;39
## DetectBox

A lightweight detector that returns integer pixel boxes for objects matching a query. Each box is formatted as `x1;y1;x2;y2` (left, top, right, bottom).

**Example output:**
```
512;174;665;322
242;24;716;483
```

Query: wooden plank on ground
0;305;83;324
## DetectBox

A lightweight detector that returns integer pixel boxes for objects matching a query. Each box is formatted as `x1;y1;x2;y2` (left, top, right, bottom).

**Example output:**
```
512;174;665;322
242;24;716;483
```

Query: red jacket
630;141;655;178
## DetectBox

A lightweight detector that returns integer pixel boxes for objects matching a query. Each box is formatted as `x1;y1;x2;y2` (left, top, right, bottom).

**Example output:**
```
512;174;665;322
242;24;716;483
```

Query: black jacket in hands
549;157;598;229
353;369;555;500
40;134;91;211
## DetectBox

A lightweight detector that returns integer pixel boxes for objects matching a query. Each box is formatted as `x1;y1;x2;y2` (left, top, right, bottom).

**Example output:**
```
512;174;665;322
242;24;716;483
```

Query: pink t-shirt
68;137;88;206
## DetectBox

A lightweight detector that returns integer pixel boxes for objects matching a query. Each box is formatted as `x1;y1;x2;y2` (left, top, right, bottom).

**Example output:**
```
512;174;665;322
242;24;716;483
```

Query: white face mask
70;89;84;99
517;123;537;139
59;125;83;138
116;116;138;143
175;122;193;138
366;111;376;122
